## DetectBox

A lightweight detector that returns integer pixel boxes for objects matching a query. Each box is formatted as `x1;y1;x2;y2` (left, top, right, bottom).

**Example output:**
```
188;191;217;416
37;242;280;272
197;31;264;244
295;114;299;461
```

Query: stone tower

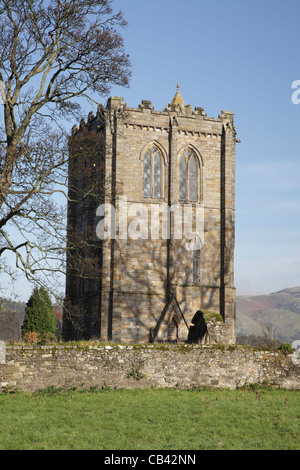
63;85;237;344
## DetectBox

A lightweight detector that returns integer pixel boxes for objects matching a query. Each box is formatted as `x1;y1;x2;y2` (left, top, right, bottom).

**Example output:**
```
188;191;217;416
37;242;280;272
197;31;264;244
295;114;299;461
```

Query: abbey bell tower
63;85;237;345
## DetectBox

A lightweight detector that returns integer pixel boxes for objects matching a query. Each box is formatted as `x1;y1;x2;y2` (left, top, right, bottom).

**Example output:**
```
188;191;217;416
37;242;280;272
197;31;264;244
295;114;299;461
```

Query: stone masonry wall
0;344;299;393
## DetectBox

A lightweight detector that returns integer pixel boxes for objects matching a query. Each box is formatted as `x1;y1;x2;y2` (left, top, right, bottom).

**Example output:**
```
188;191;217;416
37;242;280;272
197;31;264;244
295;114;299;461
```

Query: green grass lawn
0;387;299;450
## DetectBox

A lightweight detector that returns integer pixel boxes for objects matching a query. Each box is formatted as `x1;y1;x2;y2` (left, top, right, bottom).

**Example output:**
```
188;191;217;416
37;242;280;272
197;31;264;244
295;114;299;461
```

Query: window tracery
143;146;163;199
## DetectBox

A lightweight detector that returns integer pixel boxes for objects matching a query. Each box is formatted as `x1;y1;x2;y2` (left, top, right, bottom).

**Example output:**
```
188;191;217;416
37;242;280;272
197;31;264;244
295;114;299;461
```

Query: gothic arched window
189;154;197;202
144;152;151;198
179;155;187;200
179;148;200;202
153;152;162;198
143;146;163;199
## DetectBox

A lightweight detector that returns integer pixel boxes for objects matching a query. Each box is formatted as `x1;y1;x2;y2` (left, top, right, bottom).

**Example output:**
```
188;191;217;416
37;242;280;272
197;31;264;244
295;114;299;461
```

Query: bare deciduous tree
0;0;131;297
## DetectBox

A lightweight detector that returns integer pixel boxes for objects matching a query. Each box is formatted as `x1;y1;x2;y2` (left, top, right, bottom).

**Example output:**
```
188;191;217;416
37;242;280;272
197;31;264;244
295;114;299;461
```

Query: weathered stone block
0;341;6;365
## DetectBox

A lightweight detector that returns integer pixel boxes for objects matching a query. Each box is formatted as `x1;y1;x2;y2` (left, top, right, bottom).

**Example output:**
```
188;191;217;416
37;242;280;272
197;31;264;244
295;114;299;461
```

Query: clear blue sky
2;0;300;300
107;0;300;296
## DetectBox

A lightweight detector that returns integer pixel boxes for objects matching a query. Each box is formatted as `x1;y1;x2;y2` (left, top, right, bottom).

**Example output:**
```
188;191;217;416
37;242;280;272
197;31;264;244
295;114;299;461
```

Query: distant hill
1;289;300;344
237;286;300;344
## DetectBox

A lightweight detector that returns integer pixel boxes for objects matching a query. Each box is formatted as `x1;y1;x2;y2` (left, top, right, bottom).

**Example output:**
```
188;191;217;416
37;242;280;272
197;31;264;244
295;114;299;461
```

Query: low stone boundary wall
0;343;299;393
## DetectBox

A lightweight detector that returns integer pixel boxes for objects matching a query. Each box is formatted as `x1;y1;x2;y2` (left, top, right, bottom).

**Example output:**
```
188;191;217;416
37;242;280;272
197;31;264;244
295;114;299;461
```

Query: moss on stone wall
201;310;224;323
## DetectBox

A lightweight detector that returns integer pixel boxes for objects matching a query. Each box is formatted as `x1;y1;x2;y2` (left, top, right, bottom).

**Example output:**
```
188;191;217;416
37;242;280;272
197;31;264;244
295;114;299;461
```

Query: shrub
23;331;41;344
22;287;57;339
40;331;58;344
278;343;293;354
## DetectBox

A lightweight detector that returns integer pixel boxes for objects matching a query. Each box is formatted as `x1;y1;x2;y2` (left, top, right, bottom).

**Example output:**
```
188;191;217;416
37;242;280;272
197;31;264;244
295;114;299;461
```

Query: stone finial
164;83;193;116
71;124;79;135
88;111;94;123
171;82;186;108
97;103;105;119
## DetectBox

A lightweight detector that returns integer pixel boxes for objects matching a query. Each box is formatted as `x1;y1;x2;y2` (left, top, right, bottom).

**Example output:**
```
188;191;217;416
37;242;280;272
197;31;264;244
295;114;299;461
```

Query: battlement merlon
71;87;238;142
103;96;234;122
219;110;234;123
106;96;127;111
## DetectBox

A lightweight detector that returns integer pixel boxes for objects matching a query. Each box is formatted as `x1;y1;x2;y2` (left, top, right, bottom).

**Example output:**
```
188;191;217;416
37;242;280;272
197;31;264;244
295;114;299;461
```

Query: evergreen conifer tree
22;287;57;338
